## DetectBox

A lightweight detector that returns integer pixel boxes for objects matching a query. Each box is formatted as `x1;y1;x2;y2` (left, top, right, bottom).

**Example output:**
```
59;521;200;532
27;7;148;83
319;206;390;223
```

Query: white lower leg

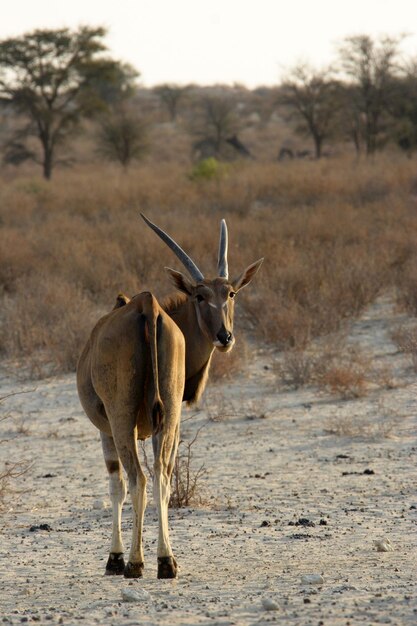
128;474;147;564
155;473;173;558
109;472;126;554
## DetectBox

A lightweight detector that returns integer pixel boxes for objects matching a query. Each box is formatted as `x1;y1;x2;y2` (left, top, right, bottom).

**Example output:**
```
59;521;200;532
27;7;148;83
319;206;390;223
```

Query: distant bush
189;157;228;181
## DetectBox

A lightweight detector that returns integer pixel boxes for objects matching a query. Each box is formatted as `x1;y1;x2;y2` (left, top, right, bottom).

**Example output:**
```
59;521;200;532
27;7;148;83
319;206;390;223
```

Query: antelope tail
142;294;165;434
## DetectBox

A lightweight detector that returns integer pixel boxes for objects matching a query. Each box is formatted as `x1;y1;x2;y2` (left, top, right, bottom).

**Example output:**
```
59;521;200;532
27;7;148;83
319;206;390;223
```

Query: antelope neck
166;297;214;380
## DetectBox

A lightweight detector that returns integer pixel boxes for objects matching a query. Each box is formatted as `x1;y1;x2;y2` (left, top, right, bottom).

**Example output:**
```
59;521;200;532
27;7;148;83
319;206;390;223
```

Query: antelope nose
217;327;232;346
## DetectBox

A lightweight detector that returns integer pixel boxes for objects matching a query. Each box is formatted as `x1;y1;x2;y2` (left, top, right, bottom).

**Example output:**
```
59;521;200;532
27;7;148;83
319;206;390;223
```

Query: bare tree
387;61;417;155
96;106;148;168
153;83;189;122
191;94;240;155
280;64;340;158
337;34;403;155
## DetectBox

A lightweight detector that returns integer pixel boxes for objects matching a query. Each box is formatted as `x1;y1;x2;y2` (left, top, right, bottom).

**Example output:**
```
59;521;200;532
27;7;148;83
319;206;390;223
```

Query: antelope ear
113;293;130;310
232;258;264;292
165;267;195;295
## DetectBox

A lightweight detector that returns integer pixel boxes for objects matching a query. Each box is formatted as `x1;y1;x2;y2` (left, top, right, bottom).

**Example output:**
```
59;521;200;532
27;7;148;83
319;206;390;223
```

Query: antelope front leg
153;426;179;579
101;433;127;575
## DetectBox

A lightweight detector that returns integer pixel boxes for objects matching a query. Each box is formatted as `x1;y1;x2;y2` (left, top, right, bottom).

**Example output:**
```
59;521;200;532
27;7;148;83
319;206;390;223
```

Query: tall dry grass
1;155;417;375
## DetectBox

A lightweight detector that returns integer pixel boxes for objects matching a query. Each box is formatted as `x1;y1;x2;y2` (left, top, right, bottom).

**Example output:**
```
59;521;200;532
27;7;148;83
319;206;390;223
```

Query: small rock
29;524;52;532
260;520;271;527
20;588;33;596
93;499;109;510
262;598;279;611
301;574;324;585
122;588;152;603
374;538;394;552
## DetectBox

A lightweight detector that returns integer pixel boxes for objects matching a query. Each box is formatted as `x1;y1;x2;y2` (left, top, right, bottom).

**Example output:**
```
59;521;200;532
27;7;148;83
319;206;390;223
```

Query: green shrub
189;157;228;181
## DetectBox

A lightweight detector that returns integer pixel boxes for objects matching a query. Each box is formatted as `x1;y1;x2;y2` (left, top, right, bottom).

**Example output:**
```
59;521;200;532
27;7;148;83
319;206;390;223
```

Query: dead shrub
277;340;372;399
139;427;208;509
169;427;208;508
277;349;315;388
319;364;367;399
395;258;417;315
325;402;401;438
202;394;240;422
391;325;417;371
0;391;32;510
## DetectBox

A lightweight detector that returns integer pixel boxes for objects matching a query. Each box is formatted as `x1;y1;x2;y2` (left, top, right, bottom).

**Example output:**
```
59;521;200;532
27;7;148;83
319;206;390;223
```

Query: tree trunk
313;135;322;159
42;146;53;180
351;129;361;156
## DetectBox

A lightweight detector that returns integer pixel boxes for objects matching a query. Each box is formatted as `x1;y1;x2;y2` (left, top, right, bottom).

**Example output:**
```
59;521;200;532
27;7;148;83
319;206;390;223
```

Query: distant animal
192;137;219;161
76;214;263;579
278;147;294;161
192;135;253;161
278;147;314;161
225;135;254;159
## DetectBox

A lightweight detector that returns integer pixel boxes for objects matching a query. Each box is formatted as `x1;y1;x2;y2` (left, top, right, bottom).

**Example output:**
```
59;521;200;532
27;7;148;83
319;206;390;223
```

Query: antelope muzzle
214;325;234;351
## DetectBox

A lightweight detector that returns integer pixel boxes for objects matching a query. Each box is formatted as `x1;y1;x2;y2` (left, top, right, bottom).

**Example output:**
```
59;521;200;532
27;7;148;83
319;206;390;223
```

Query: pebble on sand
301;574;324;585
92;499;109;510
262;598;280;611
373;538;394;552
122;588;152;603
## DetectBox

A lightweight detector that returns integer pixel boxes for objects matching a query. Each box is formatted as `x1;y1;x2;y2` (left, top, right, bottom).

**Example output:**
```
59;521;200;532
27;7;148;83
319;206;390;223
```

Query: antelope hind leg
110;429;147;578
153;423;180;579
101;432;127;576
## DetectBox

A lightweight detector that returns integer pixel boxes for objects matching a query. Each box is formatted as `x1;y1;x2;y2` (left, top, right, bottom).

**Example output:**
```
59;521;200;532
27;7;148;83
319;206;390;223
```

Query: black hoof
124;561;144;578
157;556;177;579
105;552;125;576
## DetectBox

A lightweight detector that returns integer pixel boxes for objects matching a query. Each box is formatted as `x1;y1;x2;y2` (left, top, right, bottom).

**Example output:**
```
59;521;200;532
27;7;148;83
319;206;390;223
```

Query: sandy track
1;298;416;625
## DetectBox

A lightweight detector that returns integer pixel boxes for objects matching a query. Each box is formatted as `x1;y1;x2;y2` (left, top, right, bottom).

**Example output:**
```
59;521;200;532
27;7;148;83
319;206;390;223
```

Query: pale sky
2;0;417;87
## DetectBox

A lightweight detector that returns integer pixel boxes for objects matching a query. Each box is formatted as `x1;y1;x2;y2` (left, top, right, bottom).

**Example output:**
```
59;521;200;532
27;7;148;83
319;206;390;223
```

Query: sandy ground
1;297;416;625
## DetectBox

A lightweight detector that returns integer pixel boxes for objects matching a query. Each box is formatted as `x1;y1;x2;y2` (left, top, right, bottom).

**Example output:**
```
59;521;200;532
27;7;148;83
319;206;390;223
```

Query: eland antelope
76;214;263;579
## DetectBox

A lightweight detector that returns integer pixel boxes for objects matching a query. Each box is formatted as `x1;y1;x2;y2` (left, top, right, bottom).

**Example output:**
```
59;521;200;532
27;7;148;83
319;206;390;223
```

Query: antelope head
141;214;263;353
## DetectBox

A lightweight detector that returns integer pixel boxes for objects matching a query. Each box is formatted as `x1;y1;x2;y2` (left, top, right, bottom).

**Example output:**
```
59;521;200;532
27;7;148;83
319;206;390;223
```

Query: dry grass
1;155;417;374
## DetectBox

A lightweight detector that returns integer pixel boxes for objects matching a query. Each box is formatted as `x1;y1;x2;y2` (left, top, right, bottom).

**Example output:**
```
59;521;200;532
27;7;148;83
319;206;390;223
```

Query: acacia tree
338;35;402;155
280;64;340;159
0;26;137;179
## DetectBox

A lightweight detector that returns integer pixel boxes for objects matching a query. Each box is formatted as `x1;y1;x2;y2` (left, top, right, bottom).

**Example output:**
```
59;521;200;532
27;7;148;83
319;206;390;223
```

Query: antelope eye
196;294;204;303
229;291;236;299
